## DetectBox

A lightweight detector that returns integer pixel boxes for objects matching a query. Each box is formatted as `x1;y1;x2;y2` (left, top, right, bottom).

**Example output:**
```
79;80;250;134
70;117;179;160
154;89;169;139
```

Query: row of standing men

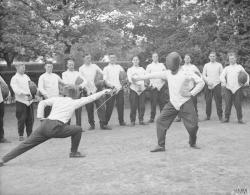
0;51;249;144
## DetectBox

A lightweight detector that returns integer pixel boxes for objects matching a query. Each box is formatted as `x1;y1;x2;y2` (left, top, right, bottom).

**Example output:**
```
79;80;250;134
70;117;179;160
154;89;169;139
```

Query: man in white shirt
0;86;112;167
133;52;205;152
62;59;82;126
146;52;169;123
103;53;126;126
220;52;249;123
203;52;223;121
79;54;110;130
127;56;147;126
38;62;64;117
0;75;10;143
182;54;202;114
10;63;34;141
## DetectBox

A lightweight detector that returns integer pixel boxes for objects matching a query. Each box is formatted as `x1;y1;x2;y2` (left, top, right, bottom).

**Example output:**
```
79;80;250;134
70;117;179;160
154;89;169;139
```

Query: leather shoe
222;118;229;123
120;122;127;126
88;125;95;130
190;144;201;149
148;119;154;123
0;138;11;143
69;152;86;158
19;136;24;141
238;120;245;124
139;121;148;125
204;116;210;121
100;125;112;130
130;122;135;126
150;146;165;152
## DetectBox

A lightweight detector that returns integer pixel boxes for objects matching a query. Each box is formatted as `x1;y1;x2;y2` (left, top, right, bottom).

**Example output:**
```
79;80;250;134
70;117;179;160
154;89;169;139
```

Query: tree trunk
3;52;16;69
63;42;71;69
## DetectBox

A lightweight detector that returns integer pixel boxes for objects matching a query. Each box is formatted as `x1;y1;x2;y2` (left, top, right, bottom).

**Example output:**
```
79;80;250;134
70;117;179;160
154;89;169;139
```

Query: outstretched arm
73;89;112;109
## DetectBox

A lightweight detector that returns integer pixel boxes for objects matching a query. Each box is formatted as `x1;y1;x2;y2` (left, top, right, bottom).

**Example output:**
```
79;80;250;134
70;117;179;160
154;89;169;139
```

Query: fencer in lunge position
0;86;112;167
132;52;205;152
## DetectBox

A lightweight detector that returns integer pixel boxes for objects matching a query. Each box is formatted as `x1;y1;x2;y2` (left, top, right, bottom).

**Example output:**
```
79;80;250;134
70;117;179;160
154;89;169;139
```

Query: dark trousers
2;119;82;163
16;101;34;137
176;95;198;120
192;95;198;115
44;106;52;118
75;107;82;126
204;84;223;119
149;84;169;120
224;88;243;120
67;108;82;126
86;96;106;127
0;102;4;139
156;98;198;147
129;89;146;122
105;89;124;125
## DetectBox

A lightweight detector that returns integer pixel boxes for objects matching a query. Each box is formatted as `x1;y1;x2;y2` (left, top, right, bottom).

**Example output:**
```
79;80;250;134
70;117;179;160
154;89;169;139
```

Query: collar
16;72;25;76
84;63;92;67
108;63;116;66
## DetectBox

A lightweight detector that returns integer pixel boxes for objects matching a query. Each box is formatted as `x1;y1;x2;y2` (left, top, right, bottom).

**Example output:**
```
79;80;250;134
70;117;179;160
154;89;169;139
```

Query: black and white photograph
0;0;250;194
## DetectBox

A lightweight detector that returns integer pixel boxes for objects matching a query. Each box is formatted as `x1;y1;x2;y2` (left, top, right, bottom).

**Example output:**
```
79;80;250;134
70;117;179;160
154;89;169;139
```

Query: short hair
109;52;116;56
44;60;53;66
14;62;25;67
228;51;237;58
209;51;216;56
152;52;158;56
83;53;91;58
63;85;79;99
132;55;140;61
184;53;191;58
66;58;74;63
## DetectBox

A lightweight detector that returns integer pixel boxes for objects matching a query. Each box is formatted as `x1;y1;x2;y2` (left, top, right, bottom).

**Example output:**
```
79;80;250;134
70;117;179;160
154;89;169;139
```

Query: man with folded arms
127;55;147;126
0;86;112;167
203;52;223;121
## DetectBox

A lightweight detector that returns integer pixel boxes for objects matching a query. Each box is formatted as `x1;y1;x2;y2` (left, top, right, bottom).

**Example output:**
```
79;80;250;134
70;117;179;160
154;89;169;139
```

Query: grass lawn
0;97;250;195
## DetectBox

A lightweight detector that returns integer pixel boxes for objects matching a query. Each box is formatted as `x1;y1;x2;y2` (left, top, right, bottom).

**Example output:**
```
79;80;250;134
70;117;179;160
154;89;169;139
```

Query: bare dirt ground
0;98;250;195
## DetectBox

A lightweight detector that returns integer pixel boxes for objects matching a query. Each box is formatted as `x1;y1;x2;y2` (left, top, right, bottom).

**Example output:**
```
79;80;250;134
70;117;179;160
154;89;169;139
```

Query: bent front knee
75;126;83;133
